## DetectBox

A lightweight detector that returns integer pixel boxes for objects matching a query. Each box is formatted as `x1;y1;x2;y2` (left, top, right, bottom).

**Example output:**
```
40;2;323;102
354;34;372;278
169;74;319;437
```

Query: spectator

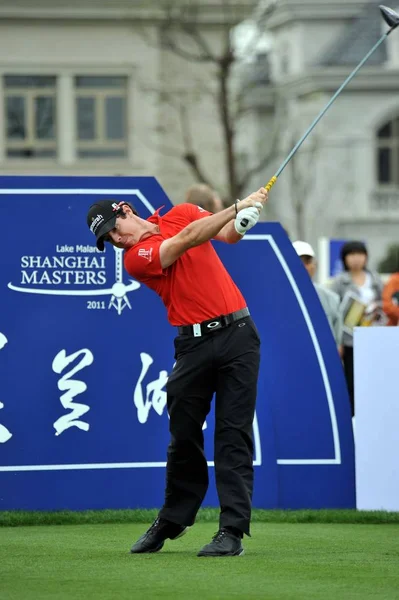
293;240;342;350
185;183;223;213
382;260;399;326
330;241;383;416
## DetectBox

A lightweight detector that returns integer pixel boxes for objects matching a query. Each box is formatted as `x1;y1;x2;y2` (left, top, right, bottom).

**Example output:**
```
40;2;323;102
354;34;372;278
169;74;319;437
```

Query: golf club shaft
267;29;392;190
241;23;395;226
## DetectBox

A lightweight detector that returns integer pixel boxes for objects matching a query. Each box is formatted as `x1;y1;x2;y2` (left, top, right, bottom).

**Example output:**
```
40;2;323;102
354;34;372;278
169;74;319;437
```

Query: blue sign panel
0;176;355;511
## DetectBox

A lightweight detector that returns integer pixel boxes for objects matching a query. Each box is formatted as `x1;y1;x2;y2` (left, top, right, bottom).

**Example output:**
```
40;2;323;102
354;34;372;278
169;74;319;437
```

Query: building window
4;75;57;158
75;76;128;158
377;117;399;185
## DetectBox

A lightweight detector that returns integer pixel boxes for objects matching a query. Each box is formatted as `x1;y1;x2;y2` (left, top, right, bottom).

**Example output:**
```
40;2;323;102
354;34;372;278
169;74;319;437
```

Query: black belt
178;308;250;337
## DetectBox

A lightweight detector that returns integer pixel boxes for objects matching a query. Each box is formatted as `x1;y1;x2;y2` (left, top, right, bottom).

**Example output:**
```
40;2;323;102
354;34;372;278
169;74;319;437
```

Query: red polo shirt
124;203;247;326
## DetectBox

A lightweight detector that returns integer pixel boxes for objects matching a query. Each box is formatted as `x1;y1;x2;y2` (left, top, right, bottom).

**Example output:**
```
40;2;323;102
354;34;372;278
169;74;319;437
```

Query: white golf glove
234;202;263;235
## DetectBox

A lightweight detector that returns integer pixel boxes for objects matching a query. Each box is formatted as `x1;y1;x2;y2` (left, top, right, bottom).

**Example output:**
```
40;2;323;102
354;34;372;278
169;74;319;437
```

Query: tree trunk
218;56;238;201
290;154;307;240
295;199;306;240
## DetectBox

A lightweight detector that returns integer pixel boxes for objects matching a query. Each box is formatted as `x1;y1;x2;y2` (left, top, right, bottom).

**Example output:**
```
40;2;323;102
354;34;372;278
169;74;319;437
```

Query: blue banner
0;176;355;511
329;239;347;277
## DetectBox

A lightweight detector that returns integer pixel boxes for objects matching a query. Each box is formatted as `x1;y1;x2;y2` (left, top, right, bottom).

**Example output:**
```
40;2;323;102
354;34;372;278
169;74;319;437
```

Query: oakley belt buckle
206;319;222;332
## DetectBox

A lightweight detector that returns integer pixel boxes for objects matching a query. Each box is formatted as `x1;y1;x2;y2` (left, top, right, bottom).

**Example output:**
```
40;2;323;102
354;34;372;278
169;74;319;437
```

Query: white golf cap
292;240;315;257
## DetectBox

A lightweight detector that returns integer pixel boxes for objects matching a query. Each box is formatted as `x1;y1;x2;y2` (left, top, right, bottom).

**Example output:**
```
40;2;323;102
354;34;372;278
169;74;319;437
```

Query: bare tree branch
217;58;238;199
220;0;233;29
161;32;212;62
288;134;320;239
134;23;157;47
178;101;216;188
136;0;280;202
237;95;286;194
135;127;186;161
232;79;269;123
181;23;217;61
182;152;215;187
160;0;217;64
191;78;217;100
238;148;274;195
220;0;234;56
306;142;355;240
138;82;215;185
178;103;191;151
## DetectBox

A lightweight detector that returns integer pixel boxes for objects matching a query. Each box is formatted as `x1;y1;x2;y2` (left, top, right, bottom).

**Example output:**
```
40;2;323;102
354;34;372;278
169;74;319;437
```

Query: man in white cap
293;241;343;352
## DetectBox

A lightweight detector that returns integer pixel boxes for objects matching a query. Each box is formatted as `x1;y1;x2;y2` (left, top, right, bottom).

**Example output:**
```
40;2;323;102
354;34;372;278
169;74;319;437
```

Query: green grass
1;522;399;600
1;508;399;527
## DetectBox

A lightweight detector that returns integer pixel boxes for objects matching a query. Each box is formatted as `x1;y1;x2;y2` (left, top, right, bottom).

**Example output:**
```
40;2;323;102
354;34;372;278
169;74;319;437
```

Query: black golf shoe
130;517;189;554
197;528;244;557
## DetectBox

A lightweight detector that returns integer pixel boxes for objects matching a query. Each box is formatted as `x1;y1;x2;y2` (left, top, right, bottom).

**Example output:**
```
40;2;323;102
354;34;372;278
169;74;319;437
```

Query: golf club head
380;5;399;29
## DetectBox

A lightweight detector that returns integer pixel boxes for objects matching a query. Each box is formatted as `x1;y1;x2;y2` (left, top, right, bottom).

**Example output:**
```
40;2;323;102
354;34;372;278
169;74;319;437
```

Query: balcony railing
370;188;399;211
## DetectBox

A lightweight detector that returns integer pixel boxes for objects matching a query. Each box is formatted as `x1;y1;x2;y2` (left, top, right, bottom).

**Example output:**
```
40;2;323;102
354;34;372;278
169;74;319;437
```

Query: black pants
159;316;260;536
343;345;354;417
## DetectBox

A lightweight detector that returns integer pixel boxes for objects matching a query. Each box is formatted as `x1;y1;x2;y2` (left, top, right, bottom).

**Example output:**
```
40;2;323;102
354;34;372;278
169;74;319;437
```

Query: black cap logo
89;214;105;234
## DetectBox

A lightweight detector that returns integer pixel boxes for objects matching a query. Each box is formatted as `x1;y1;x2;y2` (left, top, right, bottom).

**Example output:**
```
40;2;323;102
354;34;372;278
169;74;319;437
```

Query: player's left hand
237;188;268;212
234;203;262;235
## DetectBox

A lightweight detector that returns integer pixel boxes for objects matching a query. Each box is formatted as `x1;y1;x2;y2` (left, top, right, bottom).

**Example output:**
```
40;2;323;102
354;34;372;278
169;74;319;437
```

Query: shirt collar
147;206;165;224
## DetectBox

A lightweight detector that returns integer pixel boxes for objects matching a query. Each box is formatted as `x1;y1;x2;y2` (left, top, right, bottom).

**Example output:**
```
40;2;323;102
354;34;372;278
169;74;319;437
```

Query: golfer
87;187;268;557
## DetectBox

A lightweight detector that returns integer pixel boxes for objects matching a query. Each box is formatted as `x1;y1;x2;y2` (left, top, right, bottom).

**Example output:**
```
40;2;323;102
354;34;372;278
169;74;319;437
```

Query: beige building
1;0;398;267
240;0;399;268
0;0;256;204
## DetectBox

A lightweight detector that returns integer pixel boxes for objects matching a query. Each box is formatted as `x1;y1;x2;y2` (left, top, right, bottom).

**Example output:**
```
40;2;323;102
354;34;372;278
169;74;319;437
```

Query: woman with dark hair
330;241;383;417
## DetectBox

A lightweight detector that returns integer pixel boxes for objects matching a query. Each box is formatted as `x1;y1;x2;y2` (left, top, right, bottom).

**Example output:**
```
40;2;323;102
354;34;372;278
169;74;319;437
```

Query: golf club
241;5;399;227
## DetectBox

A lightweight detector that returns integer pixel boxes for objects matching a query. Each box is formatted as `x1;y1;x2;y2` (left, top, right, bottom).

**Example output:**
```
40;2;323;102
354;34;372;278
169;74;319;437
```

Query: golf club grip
265;175;278;192
239;176;278;228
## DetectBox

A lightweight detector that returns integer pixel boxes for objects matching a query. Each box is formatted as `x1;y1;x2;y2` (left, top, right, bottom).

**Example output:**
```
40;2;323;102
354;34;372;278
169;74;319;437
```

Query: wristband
234;199;239;215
